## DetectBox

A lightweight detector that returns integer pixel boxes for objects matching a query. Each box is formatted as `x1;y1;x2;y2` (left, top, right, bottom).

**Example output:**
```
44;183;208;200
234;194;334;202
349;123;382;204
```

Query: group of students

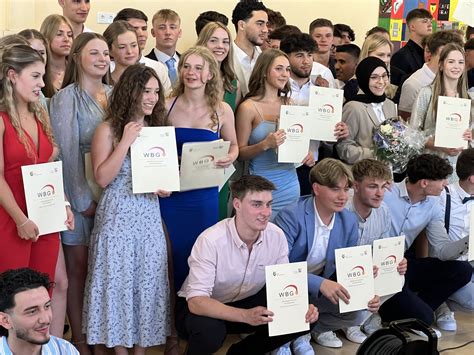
0;0;473;354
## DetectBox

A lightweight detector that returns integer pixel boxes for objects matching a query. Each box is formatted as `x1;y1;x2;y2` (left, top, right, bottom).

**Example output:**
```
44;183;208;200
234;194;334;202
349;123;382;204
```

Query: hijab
354;56;388;104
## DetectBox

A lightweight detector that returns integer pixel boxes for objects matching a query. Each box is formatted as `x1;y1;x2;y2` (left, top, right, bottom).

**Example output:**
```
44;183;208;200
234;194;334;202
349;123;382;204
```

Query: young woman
0;44;73;287
160;46;238;290
103;20;140;85
40;14;73;97
411;43;473;182
83;64;170;355
49;32;111;353
236;49;313;217
336;57;397;165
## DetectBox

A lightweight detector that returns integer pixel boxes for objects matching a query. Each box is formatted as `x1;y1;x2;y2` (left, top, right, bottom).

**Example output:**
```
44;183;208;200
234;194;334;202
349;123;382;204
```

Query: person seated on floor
176;175;319;355
378;154;472;334
274;159;381;351
0;268;79;354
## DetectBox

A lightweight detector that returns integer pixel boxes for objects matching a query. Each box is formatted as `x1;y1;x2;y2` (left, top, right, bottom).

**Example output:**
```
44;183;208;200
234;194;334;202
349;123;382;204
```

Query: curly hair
196;22;236;93
105;64;167;142
406;154;453;183
171;46;223;130
0;45;55;159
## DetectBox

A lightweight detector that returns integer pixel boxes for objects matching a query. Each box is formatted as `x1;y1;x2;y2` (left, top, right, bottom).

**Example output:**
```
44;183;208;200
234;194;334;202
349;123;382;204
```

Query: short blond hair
309;158;354;188
152;9;180;26
352;159;392;182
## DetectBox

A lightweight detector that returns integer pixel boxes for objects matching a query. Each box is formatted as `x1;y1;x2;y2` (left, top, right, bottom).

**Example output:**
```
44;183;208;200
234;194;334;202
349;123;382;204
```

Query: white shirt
153;48;179;71
335;79;346;90
310;62;336;88
371;102;386;123
399;63;436;112
232;42;261;96
307;201;334;275
439;182;473;261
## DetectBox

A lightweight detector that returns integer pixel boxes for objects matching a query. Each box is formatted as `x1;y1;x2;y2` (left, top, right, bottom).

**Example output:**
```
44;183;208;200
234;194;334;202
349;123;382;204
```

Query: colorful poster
429;0;440;19
390;19;403;41
438;0;451;21
391;0;405;19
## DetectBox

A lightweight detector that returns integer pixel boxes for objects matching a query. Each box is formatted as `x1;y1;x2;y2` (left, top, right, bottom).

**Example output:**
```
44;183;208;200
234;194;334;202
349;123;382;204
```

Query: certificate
130;127;180;193
84;152;102;202
308;86;343;142
278;105;312;163
180;140;230;191
21;161;67;236
434;96;471;149
265;261;309;337
469;209;474;262
373;236;405;296
335;245;375;313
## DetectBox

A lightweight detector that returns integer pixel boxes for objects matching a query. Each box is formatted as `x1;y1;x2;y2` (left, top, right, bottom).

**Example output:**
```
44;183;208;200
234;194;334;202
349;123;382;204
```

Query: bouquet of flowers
373;117;425;173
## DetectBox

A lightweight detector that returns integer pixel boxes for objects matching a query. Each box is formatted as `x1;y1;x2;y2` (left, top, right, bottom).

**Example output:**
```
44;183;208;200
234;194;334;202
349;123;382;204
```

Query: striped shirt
0;336;79;355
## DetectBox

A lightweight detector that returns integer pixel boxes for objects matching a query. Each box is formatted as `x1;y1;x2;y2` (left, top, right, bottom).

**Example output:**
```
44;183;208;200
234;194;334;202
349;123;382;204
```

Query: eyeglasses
369;73;390;81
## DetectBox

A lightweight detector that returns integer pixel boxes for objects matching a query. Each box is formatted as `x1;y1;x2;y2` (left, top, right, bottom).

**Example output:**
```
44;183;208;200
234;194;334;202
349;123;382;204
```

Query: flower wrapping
373;118;425;173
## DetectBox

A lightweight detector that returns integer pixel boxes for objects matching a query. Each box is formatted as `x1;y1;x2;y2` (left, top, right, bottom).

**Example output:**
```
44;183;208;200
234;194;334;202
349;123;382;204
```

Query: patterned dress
83;153;170;348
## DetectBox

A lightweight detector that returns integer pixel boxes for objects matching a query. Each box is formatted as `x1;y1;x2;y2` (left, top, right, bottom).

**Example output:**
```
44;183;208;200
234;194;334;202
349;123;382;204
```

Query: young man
113;8;172;95
334;24;355;44
176;175;318;355
231;0;268;96
398;30;464;118
439;148;474;312
390;8;433;86
334;44;360;101
195;10;228;35
260;8;286;50
280;34;347;195
274;159;380;350
465;38;474;90
379;154;471;331
309;18;336;77
58;0;91;38
146;9;182;86
0;268;79;354
265;25;301;50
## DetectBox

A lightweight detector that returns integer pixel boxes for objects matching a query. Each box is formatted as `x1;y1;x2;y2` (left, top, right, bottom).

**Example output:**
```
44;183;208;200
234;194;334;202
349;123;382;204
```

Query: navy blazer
145;48;181;63
274;195;359;296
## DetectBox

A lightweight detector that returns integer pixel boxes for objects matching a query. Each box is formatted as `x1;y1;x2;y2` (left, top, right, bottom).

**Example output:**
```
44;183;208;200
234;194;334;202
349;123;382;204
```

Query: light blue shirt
383;180;468;260
0;336;78;354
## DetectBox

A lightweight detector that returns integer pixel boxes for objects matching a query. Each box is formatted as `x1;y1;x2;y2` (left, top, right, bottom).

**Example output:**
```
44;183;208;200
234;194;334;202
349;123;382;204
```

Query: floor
142;310;474;354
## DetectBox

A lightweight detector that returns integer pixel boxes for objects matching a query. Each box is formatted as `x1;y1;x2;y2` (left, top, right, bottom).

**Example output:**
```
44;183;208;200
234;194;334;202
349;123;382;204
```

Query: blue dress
249;120;300;218
83;154;170;348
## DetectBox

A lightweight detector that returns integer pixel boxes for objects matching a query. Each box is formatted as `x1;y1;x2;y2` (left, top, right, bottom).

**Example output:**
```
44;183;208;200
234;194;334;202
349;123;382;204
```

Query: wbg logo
318;104;335;114
37;184;55;198
279;284;298;297
381;255;397;267
286;123;304;134
347;265;365;278
143;146;166;158
445;113;462;123
193;155;214;166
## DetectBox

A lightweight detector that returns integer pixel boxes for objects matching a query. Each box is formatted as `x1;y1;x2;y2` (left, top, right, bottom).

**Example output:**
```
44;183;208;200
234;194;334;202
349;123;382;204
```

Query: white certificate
21;161;67;236
84;152;103;202
335;245;375;313
308;86;343;142
469;208;474;262
278;105;312;163
130;127;180;193
180;140;230;191
373;236;405;297
265;261;309;337
434;96;471;149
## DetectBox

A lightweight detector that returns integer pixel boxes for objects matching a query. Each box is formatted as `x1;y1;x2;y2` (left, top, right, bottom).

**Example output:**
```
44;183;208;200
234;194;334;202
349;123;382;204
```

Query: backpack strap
444;186;451;233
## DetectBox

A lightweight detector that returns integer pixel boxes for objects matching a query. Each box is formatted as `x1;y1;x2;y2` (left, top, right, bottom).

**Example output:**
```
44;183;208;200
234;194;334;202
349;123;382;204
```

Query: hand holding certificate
21;161;67;236
130;127;180;193
277;106;312;163
308;86;344;142
335;245;375;313
434;96;471;149
373;236;405;296
265;262;309;336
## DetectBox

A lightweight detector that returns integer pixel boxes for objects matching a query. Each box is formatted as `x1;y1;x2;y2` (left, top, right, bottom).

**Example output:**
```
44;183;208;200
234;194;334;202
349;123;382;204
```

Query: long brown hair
105;64;167;141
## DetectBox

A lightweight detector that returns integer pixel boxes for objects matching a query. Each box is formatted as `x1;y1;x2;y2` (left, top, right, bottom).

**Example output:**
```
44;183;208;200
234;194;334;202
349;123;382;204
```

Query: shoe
292;334;315;355
270;343;291;355
435;303;457;331
342;326;367;344
361;313;382;335
311;331;343;348
411;328;442;339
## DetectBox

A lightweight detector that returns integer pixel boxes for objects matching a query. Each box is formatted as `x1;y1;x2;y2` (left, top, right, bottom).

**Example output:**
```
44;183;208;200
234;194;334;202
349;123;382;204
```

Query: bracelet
65;201;71;208
17;219;29;228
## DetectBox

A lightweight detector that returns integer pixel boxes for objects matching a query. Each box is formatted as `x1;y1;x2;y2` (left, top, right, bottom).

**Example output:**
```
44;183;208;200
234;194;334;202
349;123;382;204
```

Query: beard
247;33;264;47
291;66;311;79
16;328;50;346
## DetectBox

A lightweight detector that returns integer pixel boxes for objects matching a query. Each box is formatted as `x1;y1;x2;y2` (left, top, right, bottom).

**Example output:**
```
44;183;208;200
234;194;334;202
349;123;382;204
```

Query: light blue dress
83;153;170;348
248;117;300;218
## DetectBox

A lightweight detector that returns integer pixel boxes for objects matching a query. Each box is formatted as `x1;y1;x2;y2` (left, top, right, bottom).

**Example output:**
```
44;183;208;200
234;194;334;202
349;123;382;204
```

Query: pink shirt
178;217;289;303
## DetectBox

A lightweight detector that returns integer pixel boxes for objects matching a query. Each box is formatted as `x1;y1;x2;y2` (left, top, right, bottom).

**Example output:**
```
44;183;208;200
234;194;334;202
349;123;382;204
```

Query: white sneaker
270;342;291;355
411;328;442;339
361;313;382;335
311;331;343;348
342;326;367;344
435;303;457;331
292;334;315;355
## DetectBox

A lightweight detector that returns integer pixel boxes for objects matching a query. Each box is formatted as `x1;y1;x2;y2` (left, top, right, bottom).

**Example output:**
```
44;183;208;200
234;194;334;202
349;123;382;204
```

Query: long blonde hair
0;45;55;158
171;46;223;130
196;22;237;93
359;34;393;62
